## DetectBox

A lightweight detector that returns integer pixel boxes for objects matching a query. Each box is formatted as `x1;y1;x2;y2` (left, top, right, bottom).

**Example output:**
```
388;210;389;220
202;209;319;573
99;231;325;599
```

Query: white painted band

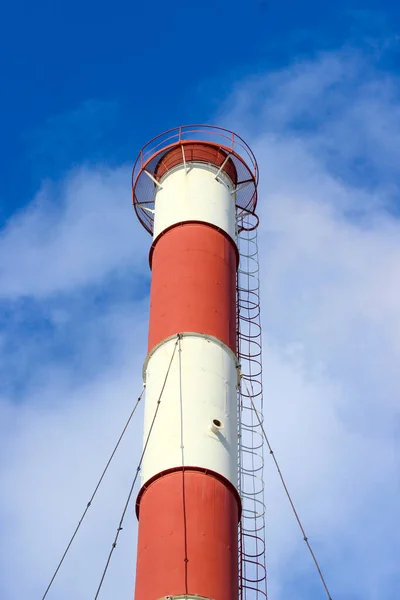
153;162;236;241
141;334;239;489
143;331;239;383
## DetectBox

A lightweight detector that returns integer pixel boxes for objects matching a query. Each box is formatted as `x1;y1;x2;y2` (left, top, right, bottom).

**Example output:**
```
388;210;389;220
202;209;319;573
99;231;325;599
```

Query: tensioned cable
244;380;333;600
41;387;145;600
177;334;189;593
93;335;180;599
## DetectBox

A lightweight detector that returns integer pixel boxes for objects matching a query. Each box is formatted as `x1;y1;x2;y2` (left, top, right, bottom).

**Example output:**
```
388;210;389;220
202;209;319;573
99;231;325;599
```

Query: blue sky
1;2;400;600
1;0;398;215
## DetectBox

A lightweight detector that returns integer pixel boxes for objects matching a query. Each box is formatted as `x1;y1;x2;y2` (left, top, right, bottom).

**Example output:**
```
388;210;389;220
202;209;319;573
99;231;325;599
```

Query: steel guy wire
243;380;333;600
41;387;145;600
177;334;189;593
93;335;179;599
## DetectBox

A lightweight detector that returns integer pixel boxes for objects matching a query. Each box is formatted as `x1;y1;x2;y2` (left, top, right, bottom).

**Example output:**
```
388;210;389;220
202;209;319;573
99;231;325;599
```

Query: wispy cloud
0;166;148;298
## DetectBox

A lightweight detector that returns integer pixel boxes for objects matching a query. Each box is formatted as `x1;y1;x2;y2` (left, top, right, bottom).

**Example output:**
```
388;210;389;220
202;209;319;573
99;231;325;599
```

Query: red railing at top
131;125;259;235
132;124;259;188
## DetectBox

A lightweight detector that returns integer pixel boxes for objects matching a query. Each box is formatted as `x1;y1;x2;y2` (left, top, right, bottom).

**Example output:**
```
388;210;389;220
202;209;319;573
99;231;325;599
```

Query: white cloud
1;47;400;600
0;166;148;298
0;305;148;599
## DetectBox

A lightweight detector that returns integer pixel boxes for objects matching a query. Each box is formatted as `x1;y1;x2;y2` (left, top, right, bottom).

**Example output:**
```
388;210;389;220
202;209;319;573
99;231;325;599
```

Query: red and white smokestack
132;126;258;600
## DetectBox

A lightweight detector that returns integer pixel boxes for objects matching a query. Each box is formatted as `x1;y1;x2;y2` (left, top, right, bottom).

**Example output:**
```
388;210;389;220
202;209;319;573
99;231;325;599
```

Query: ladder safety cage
236;208;267;599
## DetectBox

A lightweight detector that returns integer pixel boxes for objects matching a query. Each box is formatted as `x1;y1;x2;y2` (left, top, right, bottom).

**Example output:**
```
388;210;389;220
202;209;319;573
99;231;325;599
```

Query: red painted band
134;470;239;600
135;465;242;518
148;220;240;270
148;223;237;354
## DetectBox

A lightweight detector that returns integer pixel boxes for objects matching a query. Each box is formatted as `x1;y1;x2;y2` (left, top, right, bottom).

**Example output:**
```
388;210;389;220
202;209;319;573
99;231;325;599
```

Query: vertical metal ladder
237;209;268;599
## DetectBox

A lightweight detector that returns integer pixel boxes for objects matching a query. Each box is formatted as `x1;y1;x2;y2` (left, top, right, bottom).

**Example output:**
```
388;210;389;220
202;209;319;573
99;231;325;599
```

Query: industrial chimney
131;125;262;600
